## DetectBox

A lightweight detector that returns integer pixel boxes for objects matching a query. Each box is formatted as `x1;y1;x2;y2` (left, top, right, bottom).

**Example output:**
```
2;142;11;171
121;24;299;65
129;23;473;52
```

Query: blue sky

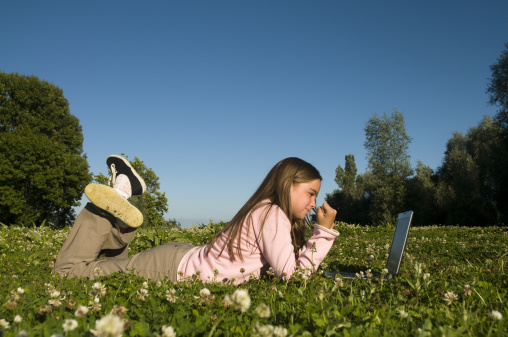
3;1;508;227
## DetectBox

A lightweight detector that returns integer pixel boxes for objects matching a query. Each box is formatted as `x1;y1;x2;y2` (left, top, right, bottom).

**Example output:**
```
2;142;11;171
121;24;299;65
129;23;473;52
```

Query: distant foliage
435;117;503;225
486;42;508;224
327;110;412;225
326;155;371;225
0;71;91;228
328;115;507;226
364;109;412;224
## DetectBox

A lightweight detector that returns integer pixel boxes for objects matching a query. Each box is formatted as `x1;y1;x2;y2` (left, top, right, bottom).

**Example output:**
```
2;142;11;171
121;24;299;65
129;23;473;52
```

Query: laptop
324;210;414;280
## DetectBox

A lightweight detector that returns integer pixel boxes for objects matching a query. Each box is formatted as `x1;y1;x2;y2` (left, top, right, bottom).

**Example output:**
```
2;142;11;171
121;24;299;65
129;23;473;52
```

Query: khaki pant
53;203;195;282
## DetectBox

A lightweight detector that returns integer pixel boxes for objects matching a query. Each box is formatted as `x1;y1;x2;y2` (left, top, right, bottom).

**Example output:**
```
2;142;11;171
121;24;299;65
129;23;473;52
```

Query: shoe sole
106;155;146;196
84;183;143;228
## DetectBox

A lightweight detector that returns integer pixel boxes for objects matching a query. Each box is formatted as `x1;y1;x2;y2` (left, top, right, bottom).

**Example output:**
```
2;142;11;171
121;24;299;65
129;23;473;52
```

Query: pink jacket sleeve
254;206;339;279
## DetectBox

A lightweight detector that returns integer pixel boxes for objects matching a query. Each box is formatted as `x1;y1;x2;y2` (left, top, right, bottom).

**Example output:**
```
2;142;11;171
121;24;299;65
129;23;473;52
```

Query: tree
335;154;359;198
487;42;508;129
364;109;412;224
486;43;508;223
436;117;503;225
405;161;439;226
436;132;483;226
94;155;179;229
0;71;91;227
326;154;371;224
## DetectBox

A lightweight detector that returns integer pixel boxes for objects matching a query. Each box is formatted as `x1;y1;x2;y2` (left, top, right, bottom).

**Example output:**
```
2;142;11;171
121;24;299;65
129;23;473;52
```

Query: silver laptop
325;210;414;280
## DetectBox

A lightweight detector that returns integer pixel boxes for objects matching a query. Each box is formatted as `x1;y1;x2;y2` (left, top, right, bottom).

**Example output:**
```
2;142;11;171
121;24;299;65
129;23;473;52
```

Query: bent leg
53;203;136;278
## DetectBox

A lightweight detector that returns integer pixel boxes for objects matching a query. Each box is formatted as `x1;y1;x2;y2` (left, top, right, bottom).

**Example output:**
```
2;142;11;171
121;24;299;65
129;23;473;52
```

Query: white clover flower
90;314;124;337
252;322;274;337
222;295;233;308
334;277;343;288
0;318;10;329
16;330;28;337
273;326;288;337
137;288;149;301
17;287;24;294
443;291;458;305
161;325;177;337
423;273;430;280
231;289;251;313
94;267;104;277
92;282;107;297
142;281;148;289
48;299;62;307
381;268;389;275
63;319;78;332
89;296;102;311
14;315;22;323
50;290;61;298
200;288;211;297
166;289;177;303
255;303;271;318
399;310;408;319
489;310;503;321
75;305;89;318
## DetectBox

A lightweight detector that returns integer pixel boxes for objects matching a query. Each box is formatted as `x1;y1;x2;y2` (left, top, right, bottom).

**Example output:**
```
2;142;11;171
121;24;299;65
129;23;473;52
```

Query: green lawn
0;222;506;336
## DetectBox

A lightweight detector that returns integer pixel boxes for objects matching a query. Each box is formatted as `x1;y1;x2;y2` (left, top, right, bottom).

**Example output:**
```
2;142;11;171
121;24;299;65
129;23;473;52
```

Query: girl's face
290;179;321;220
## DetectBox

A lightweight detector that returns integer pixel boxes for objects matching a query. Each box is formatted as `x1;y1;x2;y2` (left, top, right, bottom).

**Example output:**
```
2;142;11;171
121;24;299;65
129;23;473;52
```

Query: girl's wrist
314;223;339;235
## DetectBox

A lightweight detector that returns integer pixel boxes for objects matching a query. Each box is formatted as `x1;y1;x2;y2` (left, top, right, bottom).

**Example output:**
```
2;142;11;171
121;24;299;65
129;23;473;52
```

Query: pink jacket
178;201;339;284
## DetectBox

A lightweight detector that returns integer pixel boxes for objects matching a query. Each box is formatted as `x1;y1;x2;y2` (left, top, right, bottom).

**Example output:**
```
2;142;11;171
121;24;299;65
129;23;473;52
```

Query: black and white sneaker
106;155;146;196
84;183;144;228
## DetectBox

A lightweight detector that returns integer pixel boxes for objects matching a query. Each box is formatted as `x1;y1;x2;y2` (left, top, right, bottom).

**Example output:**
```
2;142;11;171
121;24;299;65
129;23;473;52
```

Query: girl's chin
293;214;306;220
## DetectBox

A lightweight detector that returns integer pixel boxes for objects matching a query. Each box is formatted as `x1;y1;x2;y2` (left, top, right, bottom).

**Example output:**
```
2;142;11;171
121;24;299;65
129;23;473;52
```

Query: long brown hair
206;157;322;261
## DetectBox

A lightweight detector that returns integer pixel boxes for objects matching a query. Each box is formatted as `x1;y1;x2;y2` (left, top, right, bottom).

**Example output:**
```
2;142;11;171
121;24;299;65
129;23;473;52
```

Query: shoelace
108;164;117;188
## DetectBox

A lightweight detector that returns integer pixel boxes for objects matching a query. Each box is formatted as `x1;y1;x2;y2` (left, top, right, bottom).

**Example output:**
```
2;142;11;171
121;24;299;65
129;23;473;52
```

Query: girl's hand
316;202;337;229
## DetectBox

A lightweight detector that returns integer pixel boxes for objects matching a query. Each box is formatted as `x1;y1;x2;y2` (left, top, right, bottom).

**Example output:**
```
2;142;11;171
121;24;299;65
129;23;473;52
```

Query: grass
0;221;506;336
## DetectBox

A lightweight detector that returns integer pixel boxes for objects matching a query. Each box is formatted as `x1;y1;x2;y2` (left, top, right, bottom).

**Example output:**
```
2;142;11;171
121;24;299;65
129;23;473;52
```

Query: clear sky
2;1;508;227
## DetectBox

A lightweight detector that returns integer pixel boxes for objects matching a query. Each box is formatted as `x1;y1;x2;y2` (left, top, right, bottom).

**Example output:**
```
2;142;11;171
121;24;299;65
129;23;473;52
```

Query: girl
53;156;339;284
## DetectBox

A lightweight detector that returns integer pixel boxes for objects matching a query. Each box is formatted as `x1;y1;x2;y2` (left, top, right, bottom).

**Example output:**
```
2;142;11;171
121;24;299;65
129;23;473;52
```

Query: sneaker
85;183;144;228
106;155;146;196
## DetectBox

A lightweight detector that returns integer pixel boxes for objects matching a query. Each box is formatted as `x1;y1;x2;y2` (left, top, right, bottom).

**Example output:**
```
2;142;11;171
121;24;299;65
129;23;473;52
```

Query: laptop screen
386;211;413;275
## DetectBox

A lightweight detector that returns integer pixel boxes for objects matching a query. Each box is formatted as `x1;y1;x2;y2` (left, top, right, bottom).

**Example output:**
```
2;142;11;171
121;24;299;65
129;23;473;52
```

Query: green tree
94;155;179;228
436;117;503;225
436;132;482;226
0;71;91;227
364;109;412;224
486;42;508;223
335;154;359;198
326;154;371;224
405;161;439;226
487;42;508;128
